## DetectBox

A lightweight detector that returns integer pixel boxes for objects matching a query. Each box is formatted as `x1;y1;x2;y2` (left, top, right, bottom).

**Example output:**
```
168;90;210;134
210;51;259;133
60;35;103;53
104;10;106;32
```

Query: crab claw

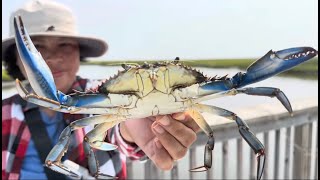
256;151;266;180
274;89;292;114
189;143;213;172
45;163;80;178
233;47;318;87
44;136;80;178
96;173;118;179
189;134;215;172
239;125;266;180
14;15;59;102
197;47;318;97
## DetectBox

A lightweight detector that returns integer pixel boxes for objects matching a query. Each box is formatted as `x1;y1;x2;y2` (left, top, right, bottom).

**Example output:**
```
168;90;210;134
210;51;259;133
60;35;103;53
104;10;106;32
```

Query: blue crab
13;15;317;179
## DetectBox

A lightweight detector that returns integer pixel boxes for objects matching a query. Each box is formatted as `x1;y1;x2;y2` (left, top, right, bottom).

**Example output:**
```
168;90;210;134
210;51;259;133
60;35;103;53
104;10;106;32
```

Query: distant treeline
81;57;318;80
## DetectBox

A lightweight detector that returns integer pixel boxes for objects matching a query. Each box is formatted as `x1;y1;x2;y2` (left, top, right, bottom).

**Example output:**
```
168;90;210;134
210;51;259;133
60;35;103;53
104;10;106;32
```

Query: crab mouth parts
282;50;318;60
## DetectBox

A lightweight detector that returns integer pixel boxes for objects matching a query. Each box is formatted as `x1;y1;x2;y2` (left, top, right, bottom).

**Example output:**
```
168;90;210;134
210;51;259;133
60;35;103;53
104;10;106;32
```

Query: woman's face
16;36;80;93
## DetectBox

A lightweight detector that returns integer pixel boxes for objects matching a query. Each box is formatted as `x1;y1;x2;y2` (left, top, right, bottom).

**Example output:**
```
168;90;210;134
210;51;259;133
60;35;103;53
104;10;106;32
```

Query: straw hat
2;0;108;61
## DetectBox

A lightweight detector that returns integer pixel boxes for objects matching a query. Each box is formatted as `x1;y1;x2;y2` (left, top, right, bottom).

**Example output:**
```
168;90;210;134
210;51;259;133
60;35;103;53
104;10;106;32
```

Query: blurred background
2;0;318;179
2;0;318;60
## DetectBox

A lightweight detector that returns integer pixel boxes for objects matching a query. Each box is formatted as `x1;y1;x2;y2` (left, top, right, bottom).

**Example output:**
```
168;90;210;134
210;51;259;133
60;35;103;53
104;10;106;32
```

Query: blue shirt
20;111;66;180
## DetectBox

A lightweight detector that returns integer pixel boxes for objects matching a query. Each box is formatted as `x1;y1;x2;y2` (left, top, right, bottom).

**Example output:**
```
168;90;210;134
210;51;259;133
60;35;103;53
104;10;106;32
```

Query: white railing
126;98;318;179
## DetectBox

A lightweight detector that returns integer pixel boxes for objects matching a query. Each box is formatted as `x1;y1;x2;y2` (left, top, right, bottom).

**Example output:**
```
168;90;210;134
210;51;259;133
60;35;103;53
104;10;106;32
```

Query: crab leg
16;72;135;114
45;114;123;178
187;109;215;172
16;79;63;109
196;87;292;114
236;87;292;113
193;104;265;180
16;76;134;115
83;121;121;179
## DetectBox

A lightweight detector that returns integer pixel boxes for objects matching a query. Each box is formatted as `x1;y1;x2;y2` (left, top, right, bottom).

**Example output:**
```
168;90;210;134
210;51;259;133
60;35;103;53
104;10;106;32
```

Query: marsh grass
2;70;12;81
81;57;318;80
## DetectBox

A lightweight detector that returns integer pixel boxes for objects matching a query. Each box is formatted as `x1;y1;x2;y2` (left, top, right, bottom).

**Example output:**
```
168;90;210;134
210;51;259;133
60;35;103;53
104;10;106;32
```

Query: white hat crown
3;0;108;59
9;0;78;37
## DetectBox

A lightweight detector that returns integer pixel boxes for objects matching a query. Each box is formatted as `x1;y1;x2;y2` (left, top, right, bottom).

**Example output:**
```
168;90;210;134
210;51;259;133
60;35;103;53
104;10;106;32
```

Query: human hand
120;112;200;170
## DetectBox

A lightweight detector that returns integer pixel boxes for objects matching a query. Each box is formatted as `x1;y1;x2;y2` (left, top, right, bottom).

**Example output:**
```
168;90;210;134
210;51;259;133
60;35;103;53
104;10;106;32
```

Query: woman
2;0;199;179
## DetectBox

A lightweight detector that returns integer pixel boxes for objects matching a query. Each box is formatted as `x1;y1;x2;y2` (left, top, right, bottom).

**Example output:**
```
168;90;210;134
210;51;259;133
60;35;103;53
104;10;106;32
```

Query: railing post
144;160;151;178
263;131;269;179
222;141;228;179
189;147;196;179
284;127;292;179
307;123;313;178
237;138;243;179
274;129;281;179
206;166;213;179
171;163;178;179
145;160;159;179
250;149;256;179
293;123;310;179
314;123;318;179
126;158;133;178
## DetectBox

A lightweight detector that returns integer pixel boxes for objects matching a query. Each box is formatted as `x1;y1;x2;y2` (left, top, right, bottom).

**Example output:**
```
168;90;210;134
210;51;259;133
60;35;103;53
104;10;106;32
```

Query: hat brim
2;32;108;61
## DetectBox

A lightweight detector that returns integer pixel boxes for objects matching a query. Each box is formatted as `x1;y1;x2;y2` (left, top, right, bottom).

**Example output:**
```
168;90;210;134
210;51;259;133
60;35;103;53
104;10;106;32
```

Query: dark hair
3;45;26;80
3;45;86;80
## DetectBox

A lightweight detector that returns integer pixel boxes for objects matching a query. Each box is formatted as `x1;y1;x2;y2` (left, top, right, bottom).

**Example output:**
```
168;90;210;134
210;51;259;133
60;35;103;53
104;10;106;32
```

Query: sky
2;0;318;61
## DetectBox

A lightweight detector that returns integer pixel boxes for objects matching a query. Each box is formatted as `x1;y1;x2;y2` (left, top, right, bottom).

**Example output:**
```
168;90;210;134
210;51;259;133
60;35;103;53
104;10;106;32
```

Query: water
2;65;318;179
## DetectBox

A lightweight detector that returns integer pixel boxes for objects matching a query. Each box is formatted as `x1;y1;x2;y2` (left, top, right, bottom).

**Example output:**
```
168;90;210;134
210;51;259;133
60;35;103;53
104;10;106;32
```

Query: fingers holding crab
122;113;199;170
171;112;201;133
121;118;175;170
151;115;197;161
150;138;176;170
